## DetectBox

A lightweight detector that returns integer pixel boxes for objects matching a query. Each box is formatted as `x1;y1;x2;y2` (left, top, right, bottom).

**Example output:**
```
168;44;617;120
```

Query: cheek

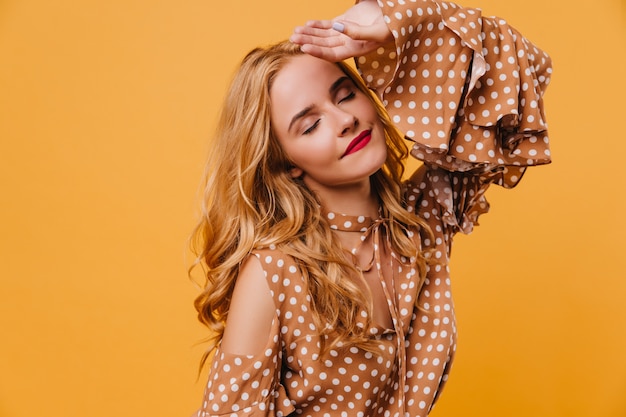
375;138;389;164
357;95;379;118
372;126;389;165
289;147;332;170
282;135;337;167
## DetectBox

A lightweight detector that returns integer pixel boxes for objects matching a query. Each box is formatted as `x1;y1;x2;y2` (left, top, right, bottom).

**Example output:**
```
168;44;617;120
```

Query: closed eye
299;80;356;136
338;90;356;103
303;119;320;135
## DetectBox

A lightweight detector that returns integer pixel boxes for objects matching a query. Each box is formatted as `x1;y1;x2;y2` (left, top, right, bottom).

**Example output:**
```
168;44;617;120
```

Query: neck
310;180;379;218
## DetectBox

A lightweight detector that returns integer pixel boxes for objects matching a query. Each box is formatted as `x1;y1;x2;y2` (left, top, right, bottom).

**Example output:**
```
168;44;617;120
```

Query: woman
191;1;551;416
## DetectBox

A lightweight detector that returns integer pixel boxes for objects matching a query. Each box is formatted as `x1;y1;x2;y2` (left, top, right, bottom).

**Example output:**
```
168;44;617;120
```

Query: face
269;54;387;196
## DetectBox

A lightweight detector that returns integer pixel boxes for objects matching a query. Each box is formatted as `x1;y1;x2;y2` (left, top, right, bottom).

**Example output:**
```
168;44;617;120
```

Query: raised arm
295;0;552;242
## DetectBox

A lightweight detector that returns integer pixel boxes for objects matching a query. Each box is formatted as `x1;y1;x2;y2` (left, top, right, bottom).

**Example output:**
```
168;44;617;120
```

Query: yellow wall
1;1;624;416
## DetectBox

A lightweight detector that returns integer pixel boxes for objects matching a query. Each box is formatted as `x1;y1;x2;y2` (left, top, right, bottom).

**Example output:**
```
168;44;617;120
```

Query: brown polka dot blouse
196;0;551;416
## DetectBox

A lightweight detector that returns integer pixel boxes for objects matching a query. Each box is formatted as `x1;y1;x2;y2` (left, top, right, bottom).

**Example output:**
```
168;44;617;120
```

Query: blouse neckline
324;211;375;233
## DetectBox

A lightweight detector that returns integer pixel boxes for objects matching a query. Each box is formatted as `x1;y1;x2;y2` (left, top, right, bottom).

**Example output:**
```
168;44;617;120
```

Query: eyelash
339;91;356;103
303;120;320;135
302;90;356;135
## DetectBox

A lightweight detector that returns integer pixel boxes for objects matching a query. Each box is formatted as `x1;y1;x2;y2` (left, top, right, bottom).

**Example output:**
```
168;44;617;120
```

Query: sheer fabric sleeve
357;0;552;188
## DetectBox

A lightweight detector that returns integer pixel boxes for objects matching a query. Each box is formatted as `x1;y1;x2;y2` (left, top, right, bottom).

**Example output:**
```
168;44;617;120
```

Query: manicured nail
332;22;345;33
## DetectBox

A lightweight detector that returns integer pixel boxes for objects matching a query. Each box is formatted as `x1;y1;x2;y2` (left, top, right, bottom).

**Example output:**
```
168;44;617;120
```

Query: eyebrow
287;75;351;133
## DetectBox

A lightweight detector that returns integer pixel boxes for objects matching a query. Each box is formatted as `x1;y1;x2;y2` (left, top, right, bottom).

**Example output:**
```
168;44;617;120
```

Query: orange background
1;1;625;416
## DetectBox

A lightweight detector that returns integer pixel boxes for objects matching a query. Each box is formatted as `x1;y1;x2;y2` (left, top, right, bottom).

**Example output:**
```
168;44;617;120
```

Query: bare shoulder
220;255;276;355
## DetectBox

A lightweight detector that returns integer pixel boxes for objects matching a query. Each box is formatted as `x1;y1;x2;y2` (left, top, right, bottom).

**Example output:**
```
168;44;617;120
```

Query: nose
336;108;358;137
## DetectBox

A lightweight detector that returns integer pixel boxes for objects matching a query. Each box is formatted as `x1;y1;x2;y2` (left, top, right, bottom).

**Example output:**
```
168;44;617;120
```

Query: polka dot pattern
198;320;293;416
197;203;461;417
359;0;552;188
196;1;552;415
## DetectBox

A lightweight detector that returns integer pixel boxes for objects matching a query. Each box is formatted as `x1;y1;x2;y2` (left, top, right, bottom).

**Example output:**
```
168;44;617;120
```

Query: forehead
276;54;345;86
270;55;346;105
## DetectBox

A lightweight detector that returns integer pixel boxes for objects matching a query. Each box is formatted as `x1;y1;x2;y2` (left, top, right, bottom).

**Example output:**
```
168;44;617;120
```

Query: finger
332;20;392;44
293;25;336;39
292;20;333;38
289;34;344;47
303;19;334;30
299;44;345;62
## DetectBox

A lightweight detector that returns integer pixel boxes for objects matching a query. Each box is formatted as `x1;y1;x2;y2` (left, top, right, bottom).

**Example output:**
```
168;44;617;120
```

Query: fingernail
332;22;345;33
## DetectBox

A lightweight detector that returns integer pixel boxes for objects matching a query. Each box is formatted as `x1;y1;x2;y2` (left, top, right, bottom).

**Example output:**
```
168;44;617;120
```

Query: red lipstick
342;130;372;158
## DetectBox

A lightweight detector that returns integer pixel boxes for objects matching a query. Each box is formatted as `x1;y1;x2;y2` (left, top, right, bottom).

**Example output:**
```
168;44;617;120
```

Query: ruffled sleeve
357;0;552;189
195;316;295;417
405;165;493;238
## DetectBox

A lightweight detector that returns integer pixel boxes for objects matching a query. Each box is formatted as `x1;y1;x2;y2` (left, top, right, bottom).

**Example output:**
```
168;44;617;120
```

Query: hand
289;0;393;62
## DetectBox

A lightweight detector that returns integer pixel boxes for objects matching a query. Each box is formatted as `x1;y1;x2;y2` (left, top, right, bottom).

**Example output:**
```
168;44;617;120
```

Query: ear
289;166;304;179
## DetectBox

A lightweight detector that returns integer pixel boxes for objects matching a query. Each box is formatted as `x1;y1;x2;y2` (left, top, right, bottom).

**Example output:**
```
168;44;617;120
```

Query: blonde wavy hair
190;41;433;364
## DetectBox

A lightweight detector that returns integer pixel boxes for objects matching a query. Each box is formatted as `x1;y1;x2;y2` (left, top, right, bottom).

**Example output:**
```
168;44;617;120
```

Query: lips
341;130;372;158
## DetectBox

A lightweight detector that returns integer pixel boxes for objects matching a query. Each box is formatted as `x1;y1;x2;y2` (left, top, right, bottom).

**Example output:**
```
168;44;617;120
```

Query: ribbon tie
324;210;411;411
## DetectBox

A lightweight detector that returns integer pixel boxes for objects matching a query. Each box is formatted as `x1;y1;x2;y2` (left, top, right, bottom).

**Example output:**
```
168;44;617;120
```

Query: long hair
190;41;433;365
